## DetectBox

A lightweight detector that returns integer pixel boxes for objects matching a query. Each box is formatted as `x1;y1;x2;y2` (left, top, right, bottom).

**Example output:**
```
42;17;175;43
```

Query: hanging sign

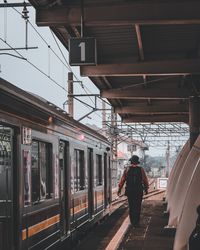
69;37;97;66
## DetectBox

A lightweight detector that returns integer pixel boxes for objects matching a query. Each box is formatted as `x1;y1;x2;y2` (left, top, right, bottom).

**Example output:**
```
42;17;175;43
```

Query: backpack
125;166;143;192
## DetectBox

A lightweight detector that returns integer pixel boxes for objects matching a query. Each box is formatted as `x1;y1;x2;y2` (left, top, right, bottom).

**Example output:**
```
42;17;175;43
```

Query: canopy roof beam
80;59;200;76
101;88;192;99
36;2;200;26
115;104;188;114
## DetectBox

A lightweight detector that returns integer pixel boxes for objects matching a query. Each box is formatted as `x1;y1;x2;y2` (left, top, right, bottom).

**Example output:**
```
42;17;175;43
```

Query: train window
74;149;85;191
31;140;52;204
0;126;12;203
96;154;102;186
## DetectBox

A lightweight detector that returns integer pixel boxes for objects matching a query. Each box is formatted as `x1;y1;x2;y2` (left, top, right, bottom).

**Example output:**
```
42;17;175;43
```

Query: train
0;77;118;250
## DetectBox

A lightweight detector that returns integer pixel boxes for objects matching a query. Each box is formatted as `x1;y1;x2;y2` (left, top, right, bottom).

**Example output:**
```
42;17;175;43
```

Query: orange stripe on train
22;214;60;240
22;193;105;240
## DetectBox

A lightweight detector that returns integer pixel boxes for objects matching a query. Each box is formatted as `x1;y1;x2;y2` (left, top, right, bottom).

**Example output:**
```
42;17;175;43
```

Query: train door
0;125;14;250
59;140;70;238
104;153;108;208
87;148;94;218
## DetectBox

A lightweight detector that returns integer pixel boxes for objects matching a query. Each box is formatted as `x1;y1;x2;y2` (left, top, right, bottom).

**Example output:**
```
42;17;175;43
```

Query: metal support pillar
111;108;117;160
189;96;200;148
68;72;74;118
111;108;118;187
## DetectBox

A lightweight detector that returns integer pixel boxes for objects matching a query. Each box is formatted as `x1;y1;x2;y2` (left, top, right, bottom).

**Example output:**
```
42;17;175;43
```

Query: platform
120;199;174;250
70;192;174;250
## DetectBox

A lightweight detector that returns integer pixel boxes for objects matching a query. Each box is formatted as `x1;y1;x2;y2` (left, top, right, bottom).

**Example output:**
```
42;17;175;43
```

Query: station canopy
29;0;200;124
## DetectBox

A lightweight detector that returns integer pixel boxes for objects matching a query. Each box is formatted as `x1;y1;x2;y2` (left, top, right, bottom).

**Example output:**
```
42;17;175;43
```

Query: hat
130;155;140;164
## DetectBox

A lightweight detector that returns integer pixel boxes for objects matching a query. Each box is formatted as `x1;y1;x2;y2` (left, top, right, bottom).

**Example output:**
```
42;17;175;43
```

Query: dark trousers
127;190;143;225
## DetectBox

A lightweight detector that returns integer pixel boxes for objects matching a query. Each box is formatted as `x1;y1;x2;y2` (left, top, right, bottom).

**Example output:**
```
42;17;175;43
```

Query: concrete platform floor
120;199;174;250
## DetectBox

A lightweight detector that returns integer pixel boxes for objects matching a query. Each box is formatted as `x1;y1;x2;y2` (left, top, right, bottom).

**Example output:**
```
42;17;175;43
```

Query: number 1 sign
69;37;97;66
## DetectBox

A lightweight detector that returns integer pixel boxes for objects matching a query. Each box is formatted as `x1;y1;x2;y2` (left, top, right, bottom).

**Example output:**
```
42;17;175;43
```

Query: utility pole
130;130;134;156
68;72;74;118
143;148;146;169
111;108;117;160
102;100;106;136
166;140;170;177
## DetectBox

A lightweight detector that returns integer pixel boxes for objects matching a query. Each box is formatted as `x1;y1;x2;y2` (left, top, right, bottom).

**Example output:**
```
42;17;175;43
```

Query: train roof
0;77;109;143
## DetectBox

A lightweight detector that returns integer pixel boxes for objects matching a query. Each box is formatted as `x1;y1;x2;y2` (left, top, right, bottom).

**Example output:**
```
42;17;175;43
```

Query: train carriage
0;77;113;250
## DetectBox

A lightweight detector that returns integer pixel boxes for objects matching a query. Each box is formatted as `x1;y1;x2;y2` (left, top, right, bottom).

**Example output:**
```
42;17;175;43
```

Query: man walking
117;155;149;226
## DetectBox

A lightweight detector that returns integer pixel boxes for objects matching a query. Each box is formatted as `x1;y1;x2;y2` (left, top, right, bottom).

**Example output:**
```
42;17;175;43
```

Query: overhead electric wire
4;2;7;41
11;4;106;120
0;37;103;120
0;38;68;92
0;37;103;123
2;1;190;148
6;3;180;137
49;29;71;71
49;30;108;108
50;30;111;119
50;30;96;104
12;6;72;72
5;4;106;122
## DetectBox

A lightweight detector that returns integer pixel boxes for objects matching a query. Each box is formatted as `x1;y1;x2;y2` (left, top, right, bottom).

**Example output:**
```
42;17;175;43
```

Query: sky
0;1;187;158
